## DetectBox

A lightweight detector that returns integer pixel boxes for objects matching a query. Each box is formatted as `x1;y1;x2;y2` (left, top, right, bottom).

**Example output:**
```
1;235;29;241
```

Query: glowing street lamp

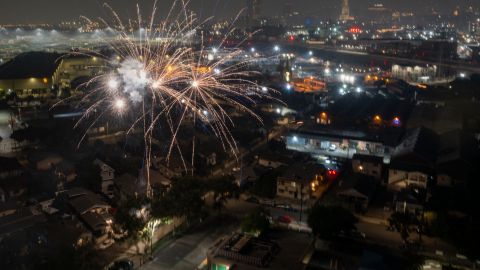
274;45;280;52
373;115;382;125
392;117;401;126
318;112;330;125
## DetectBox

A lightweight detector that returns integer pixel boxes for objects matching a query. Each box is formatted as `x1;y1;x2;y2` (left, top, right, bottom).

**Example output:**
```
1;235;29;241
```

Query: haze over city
1;0;479;23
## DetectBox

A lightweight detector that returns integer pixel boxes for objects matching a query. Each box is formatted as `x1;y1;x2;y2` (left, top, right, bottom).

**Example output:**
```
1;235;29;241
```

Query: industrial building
0;51;106;99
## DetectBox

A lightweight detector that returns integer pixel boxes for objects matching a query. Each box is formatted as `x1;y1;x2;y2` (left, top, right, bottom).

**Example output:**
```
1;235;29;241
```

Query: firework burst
64;0;276;196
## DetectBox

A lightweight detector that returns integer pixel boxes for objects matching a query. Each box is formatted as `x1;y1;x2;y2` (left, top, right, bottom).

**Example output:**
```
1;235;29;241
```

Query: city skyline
1;0;479;24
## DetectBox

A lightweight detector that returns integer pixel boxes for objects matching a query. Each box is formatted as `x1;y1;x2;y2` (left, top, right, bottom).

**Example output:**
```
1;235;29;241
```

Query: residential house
276;162;324;202
57;188;114;245
114;173;139;201
93;159;115;197
351;154;383;180
388;164;431;191
337;174;376;211
234;166;259;187
394;188;425;214
387;127;437;191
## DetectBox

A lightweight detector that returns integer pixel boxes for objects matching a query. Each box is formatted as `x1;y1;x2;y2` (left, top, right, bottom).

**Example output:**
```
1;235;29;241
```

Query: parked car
276;203;293;211
339;230;366;240
245;196;259;204
109;259;134;270
277;215;292;224
259;198;275;207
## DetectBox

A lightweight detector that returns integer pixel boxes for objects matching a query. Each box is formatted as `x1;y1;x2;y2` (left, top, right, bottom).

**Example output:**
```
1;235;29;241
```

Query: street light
393;117;401;126
274;45;280;52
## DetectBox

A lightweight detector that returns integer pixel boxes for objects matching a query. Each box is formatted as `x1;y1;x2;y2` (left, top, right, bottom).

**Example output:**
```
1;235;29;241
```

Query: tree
307;204;358;240
388;211;418;244
115;196;149;239
241;207;270;236
251;169;280;199
208;176;239;213
159;177;205;225
37;244;101;270
76;157;102;192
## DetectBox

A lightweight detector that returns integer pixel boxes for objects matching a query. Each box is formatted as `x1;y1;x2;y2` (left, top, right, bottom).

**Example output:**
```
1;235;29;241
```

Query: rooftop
0;51;62;79
68;191;110;215
352;154;384;164
208;232;279;268
392;127;439;166
208;231;310;270
277;162;324;184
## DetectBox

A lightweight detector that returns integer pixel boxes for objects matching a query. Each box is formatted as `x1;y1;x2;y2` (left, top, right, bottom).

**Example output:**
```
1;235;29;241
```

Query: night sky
0;0;479;24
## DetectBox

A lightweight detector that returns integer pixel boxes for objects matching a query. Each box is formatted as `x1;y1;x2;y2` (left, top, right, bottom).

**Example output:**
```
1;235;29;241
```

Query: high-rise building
339;0;354;21
283;2;293;18
247;0;262;27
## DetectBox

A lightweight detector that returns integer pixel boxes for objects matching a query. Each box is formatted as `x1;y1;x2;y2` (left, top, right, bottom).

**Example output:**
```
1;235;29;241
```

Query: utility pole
297;175;304;222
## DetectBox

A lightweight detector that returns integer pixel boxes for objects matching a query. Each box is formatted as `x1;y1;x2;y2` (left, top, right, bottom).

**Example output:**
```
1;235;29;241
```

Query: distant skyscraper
339;0;354;21
247;0;262;26
283;2;293;18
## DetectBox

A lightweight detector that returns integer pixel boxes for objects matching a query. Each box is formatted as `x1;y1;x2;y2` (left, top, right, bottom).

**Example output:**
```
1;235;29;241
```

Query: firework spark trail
62;0;279;195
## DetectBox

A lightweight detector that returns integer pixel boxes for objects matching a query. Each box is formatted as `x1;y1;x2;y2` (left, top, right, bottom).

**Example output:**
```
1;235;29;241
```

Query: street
137;198;308;270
